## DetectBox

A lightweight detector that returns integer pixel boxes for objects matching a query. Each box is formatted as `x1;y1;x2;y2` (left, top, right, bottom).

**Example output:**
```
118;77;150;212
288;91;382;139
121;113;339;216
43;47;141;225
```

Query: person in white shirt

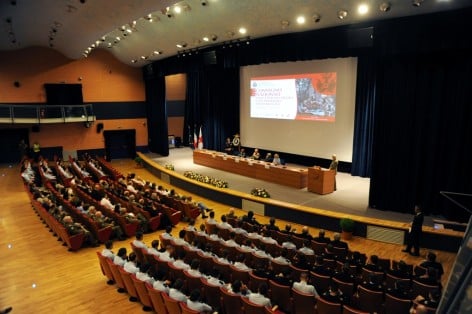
225;232;239;247
186;259;204;278
152;270;170;293
147;239;161;256
272;248;291;265
160;226;174;241
99;194;115;211
168;278;188;302
298;239;315;256
218;214;232;229
173;229;190;246
293;272;318;296
172;251;190;270
260;230;278;245
101;240;114;260
135;264;154;285
206;211;218;225
233;254;252;271
124;252;140;273
248;283;272;307
113;247;127;266
132;231;147;249
158;245;175;262
186;289;213;313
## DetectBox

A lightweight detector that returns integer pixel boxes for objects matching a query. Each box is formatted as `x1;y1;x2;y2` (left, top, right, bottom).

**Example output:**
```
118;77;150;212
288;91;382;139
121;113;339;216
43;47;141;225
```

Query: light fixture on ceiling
281;20;290;29
239;27;247;34
412;0;424;7
358;4;369;15
312;14;321;23
337;10;348;20
201;0;208;6
379;2;391;12
296;16;306;24
176;42;187;48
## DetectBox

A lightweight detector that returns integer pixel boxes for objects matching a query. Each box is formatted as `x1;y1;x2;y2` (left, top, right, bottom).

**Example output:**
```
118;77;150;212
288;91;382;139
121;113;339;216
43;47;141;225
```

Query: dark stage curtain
144;73;169;156
351;54;376;177
184;64;240;152
369;52;472;221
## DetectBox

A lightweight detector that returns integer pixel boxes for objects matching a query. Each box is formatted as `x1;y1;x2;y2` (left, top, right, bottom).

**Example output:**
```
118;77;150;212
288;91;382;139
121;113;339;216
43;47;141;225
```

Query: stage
145;147;437;226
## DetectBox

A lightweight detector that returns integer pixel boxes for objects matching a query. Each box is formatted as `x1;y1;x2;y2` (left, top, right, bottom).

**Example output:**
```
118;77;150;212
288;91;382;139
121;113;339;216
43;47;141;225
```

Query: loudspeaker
202;50;217;65
96;123;104;133
32;125;40;132
175;136;182;148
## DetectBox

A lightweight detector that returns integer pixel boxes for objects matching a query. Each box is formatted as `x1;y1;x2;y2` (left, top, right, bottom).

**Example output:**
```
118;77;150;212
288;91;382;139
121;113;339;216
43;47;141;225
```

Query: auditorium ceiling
1;0;471;67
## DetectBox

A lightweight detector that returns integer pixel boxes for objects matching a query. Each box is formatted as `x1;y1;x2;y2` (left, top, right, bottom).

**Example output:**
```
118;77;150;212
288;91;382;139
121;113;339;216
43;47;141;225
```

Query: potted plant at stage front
340;217;355;240
134;156;144;168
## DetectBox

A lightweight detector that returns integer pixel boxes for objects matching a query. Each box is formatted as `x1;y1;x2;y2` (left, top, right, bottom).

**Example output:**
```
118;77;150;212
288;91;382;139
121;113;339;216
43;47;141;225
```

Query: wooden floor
0;159;457;313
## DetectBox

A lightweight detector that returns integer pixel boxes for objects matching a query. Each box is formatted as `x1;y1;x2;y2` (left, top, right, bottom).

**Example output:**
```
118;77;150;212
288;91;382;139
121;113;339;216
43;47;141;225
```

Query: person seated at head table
272;153;282;165
238;148;246;158
250;148;261;160
264;152;273;162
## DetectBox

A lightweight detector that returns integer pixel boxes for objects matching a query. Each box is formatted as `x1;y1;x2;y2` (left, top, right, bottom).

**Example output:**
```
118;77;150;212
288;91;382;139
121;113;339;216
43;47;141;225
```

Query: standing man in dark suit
329;154;339;191
403;205;424;256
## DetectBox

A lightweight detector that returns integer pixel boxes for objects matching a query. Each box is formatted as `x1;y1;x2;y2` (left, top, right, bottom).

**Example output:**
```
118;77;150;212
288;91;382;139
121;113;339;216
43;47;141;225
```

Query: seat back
119;267;139;300
179;301;200;314
357;285;384;313
106;258;126;291
200;277;223;311
146;283;168;314
309;271;332;295
131;275;153;309
97;251;115;283
384;293;412;314
130;242;145;266
342;304;370;314
241;296;267;314
248;272;268;293
291;288;316;314
230;265;251;284
411;280;440;299
268;279;292;313
219;287;243;314
332;277;355;298
385;273;411;290
161;291;183;314
315;296;342;314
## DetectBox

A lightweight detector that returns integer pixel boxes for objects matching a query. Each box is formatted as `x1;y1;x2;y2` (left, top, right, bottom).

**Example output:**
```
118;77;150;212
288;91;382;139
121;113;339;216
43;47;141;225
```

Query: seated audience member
272;153;282;165
415;267;442;289
204;268;226;287
172;250;190;270
298;239;315;256
364;255;383;272
168;278;188;302
313;229;331;243
321;281;347;304
93;210;125;241
312;255;334;276
420;251;444;278
241;210;261;226
359;273;384;292
225;279;250;296
293;272;318;296
124;252;140;273
225;231;239;247
187;259;204;278
248;282;272;307
206;210;218;225
136;263;155;285
218;214;232;230
292;253;311;271
281;234;297;250
147;239;162;256
186;289;213;313
272;248;291;265
233;254;252;271
387;279;412;300
333;263;356;284
226;207;238;219
388;260;412;279
250;148;261;160
272;268;293;286
159;245;175;262
113;247;128;266
62;215;98;247
331;232;349;249
265;217;280;232
413;288;442;309
132;231;147;249
297;226;313;240
160;225;174;241
224;137;233;154
101;240;115;260
281;224;295;235
264;152;273;162
152;270;171;293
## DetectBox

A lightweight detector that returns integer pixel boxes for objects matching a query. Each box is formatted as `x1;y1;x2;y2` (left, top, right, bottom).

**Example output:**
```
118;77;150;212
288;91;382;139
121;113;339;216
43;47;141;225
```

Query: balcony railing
0;104;95;124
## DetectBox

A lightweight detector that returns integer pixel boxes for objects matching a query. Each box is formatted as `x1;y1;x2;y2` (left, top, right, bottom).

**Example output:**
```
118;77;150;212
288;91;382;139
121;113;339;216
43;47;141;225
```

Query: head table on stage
193;149;308;189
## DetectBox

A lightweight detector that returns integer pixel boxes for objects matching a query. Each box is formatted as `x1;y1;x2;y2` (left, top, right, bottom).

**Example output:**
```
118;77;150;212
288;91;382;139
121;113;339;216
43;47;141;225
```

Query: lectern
307;167;335;194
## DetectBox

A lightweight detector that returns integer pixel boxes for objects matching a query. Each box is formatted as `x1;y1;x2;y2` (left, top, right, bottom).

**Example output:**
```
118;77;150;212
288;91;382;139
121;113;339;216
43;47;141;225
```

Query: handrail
0;103;95;124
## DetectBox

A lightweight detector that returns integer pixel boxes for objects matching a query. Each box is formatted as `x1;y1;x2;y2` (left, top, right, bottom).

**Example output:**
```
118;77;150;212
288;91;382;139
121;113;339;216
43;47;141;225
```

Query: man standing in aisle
329;154;339;191
402;205;424;256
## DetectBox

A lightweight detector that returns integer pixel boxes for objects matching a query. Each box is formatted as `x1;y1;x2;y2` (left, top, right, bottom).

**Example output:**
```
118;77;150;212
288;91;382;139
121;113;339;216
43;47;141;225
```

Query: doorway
103;129;136;161
0;128;29;164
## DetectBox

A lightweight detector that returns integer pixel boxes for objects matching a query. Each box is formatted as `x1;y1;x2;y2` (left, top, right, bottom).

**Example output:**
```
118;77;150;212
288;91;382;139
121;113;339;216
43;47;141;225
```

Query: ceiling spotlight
312;14;321;23
337;10;348;20
131;59;137;63
176;42;187;48
412;0;424;7
239;27;247;34
201;0;208;6
107;43;112;48
296;16;306;24
379;2;391;12
281;20;290;29
211;34;217;41
153;50;162;55
203;36;209;42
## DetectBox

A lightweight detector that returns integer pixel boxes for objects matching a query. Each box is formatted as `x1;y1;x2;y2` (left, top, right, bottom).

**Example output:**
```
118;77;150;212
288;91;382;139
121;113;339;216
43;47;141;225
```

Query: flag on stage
198;126;203;149
193;129;198;149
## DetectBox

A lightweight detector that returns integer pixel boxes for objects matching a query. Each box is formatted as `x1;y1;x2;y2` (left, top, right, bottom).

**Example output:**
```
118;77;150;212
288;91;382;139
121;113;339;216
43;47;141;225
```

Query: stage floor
145;147;437;226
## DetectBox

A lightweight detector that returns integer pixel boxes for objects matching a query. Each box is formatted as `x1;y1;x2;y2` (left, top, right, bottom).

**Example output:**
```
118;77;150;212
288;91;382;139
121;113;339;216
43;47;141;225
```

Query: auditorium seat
119;267;139;302
291;287;316;314
131;275;153;311
161;291;183;314
96;252;115;285
145;283;169;314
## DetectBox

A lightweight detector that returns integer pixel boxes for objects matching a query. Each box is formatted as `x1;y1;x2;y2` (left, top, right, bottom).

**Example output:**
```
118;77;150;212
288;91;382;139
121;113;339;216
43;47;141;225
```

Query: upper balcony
0;104;96;126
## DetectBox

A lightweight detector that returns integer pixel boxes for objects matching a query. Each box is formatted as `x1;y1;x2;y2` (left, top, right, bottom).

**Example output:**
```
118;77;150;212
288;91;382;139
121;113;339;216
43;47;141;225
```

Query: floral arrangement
251;188;270;198
165;164;175;171
183;171;228;188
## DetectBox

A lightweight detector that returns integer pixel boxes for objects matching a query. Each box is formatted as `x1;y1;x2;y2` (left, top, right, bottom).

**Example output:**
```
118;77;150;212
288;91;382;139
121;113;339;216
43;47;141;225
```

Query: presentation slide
250;73;336;122
240;58;357;162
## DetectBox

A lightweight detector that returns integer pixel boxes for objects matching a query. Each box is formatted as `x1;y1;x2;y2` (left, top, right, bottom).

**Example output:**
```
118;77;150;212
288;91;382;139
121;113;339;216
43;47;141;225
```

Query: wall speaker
96;123;104;133
32;125;40;132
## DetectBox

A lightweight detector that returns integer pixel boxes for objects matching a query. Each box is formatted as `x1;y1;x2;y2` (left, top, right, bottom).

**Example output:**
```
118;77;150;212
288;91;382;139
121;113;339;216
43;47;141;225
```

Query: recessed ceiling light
239;27;247;34
338;10;348;20
296;16;305;24
379;2;391;12
358;4;369;15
